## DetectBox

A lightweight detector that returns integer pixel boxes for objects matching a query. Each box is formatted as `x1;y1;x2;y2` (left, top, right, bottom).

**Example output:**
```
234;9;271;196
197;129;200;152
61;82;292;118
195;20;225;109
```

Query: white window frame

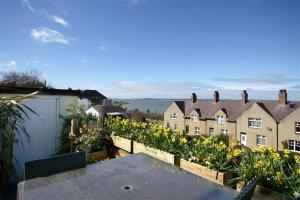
295;122;300;134
248;118;262;129
195;127;201;135
170;113;177;120
191;114;198;122
220;129;229;135
256;135;267;146
288;140;300;152
174;124;179;129
208;128;214;136
216;115;224;125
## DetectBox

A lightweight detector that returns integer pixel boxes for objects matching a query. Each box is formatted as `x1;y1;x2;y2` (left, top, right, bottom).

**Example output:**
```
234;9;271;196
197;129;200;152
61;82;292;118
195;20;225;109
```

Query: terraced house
164;90;300;152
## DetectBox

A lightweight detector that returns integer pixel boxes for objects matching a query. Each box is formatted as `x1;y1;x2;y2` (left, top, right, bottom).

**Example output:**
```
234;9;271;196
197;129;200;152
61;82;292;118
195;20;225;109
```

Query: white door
13;98;60;180
240;133;247;146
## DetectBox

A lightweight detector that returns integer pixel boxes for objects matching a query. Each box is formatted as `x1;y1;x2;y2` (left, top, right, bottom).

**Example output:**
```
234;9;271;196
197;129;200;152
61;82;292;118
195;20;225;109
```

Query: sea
114;99;186;114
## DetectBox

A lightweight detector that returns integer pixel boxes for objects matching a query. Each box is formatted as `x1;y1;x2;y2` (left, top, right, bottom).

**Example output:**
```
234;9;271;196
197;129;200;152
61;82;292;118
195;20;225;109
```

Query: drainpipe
235;121;237;140
276;122;279;150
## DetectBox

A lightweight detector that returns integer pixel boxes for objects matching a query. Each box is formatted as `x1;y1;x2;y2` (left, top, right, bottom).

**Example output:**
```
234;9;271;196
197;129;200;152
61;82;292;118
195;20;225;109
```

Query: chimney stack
191;93;197;103
241;90;248;104
279;89;287;105
213;91;219;103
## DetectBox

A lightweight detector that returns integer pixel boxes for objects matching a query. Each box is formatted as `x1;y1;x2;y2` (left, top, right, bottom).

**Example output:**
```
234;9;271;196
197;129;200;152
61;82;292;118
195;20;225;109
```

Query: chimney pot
191;93;197;103
213;91;219;103
241;90;248;104
279;89;287;105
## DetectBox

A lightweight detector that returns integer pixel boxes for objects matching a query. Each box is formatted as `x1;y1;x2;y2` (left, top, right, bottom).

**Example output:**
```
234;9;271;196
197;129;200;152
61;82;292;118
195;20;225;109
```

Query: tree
0;70;50;88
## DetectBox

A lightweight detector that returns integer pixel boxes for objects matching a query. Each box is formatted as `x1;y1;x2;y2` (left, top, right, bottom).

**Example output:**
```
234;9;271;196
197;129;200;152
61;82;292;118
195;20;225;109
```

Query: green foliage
0;92;37;186
103;117;300;197
58;100;109;154
58;100;89;154
233;146;300;198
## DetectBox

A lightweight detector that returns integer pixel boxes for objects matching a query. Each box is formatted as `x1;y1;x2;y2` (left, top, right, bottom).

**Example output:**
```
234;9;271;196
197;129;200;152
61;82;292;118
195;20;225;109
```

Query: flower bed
133;141;175;164
104;117;300;198
237;181;285;200
180;158;233;185
111;135;132;153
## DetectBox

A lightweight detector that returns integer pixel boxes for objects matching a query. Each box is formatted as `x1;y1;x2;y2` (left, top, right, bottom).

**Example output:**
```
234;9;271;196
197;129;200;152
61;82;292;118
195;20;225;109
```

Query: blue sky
0;0;299;99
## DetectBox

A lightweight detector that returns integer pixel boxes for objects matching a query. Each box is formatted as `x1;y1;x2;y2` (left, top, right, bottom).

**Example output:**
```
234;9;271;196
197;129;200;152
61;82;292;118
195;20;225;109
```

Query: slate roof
0;86;107;99
175;99;300;122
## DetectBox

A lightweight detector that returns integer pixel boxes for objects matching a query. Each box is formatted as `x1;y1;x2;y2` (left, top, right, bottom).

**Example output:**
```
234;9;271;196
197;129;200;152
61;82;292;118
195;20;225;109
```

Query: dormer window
216;115;224;124
295;122;300;134
248;118;262;128
191;114;198;122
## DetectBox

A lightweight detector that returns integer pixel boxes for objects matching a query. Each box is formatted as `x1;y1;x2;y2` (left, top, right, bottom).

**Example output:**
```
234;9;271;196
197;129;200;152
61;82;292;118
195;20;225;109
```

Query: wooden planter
111;135;132;153
237;181;285;200
86;150;107;162
133;141;175;165
179;158;233;185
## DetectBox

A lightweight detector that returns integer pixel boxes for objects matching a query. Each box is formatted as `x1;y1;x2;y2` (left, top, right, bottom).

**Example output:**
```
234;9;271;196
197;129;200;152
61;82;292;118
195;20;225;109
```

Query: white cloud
51;15;69;27
0;60;17;71
96;80;300;100
99;45;109;52
31;27;71;44
80;59;89;64
98;80;216;99
21;0;36;13
125;0;146;6
20;1;69;28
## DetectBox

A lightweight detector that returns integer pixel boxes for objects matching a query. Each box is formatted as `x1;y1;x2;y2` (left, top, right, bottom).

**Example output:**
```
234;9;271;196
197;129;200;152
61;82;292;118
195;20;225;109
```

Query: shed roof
0;86;107;99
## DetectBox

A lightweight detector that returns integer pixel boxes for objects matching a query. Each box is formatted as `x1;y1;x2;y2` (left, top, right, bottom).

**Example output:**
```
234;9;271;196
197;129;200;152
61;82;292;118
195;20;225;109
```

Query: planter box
86;150;107;162
180;158;233;185
133;141;175;165
115;149;130;158
112;136;132;153
237;181;285;200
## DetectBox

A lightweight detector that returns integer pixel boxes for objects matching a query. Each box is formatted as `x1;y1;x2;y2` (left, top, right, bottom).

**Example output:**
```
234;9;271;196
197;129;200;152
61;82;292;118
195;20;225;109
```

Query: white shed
0;86;107;180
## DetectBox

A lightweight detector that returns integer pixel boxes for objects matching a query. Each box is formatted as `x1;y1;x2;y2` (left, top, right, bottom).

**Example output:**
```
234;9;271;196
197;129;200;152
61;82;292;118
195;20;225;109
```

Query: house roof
177;99;300;122
0;86;107;99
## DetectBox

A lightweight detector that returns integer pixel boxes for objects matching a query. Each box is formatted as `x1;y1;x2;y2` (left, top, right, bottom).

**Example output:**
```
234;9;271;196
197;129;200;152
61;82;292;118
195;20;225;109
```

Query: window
195;127;201;135
248;118;262;128
256;135;267;146
191;114;198;122
295;122;300;134
216;115;224;124
174;124;178;129
209;128;214;136
170;113;177;120
221;129;229;135
288;140;300;152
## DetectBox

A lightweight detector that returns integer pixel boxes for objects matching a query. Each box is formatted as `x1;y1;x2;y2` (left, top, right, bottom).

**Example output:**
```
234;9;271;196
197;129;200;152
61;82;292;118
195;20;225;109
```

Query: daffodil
254;160;264;169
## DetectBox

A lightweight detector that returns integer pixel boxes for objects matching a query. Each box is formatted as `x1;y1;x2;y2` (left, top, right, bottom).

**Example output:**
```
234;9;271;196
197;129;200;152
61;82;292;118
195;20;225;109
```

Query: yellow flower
283;149;290;154
254;160;264;169
226;153;232;159
180;137;187;144
275;171;284;185
297;169;300;175
272;152;280;161
171;136;176;143
263;171;269;177
259;145;266;153
294;155;300;164
268;147;276;153
233;149;242;157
